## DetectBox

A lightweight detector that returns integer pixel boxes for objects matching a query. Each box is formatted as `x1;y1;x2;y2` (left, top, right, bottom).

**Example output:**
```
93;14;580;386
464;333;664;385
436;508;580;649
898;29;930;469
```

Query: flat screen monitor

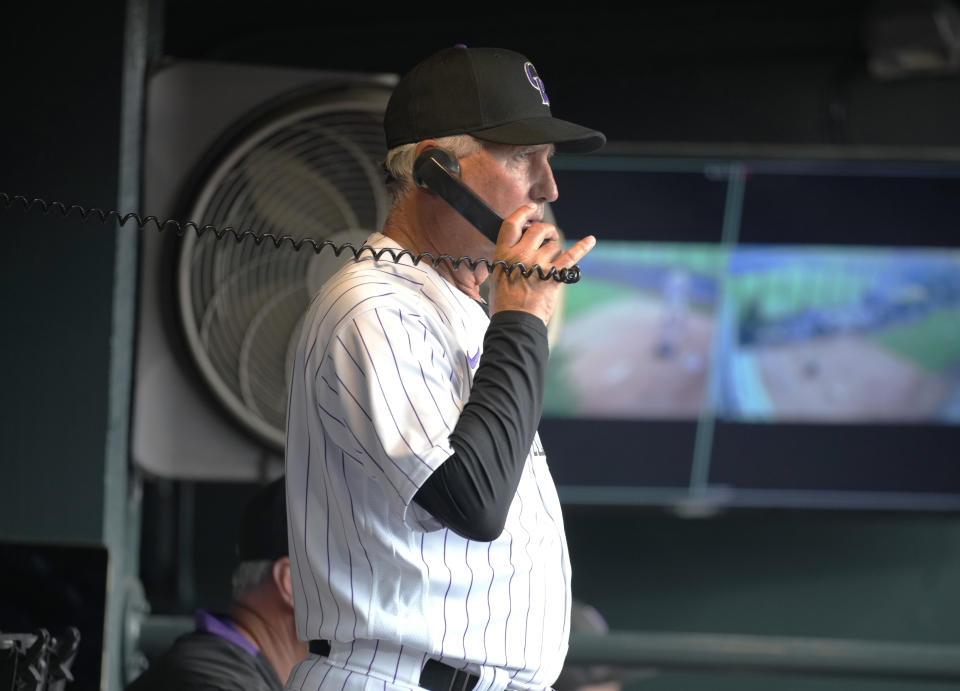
543;153;960;512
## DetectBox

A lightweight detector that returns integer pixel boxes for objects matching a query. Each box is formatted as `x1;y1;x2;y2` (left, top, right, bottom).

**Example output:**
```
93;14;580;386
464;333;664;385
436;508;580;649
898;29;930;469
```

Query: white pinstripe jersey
284;232;571;691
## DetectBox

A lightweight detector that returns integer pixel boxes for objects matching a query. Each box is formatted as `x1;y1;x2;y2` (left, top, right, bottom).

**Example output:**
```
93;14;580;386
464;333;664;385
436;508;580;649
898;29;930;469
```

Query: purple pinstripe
343;422;412;500
328;293;398;347
304;429;325;632
435;276;470;331
334;337;365;376
366;640;380;675
399;309;413;352
481;542;494;665
418;362;453;433
286;359;312;636
309;281;393;349
294;655;328;691
392;645;403;683
332;373;373;421
316;398;407;502
515;515;548;685
531;457;571;657
372;267;424;285
345;640;356;668
353;318;436;474
374;308;433;443
340;453;368;641
509;494;532;680
461;540;475;659
419;289;451;327
322;434;343;640
503;533;516;667
439;529;452;653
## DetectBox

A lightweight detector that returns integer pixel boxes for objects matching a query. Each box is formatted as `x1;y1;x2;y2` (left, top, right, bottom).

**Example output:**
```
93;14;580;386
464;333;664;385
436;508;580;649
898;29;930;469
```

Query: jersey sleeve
414;310;550;541
314;300;466;526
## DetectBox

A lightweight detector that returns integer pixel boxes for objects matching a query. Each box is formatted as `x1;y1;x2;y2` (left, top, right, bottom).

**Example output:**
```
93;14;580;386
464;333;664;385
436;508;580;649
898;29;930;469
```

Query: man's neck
229;601;307;685
382;209;487;301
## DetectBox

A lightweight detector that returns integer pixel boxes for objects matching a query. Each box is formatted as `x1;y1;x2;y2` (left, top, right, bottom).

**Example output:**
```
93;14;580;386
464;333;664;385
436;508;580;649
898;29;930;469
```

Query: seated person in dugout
127;477;306;691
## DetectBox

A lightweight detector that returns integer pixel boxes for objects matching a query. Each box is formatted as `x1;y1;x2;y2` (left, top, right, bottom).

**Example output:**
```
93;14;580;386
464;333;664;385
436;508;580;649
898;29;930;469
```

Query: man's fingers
546;241;564;263
517;222;559;253
499;203;540;246
555;235;596;268
496;209;592;279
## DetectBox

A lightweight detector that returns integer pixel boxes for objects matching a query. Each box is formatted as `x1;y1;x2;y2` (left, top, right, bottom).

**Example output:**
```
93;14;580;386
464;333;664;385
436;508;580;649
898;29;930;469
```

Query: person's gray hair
231;559;274;598
383;134;482;203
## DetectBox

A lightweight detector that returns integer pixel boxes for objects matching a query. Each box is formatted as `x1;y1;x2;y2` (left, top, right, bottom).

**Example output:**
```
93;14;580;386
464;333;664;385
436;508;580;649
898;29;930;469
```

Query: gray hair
383;134;482;203
231;559;274;598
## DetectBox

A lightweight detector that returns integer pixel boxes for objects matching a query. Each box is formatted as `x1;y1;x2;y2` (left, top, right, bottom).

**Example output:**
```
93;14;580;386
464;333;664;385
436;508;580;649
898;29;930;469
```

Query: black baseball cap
235;477;288;562
384;45;606;154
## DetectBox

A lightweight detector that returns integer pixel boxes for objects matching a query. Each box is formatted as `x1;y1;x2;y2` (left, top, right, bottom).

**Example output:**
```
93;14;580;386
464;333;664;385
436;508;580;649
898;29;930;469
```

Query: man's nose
532;160;559;203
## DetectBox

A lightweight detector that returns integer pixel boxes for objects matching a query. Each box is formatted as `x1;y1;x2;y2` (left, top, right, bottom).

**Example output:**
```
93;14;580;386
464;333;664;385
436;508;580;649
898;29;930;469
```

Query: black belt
309;639;331;656
309;641;479;691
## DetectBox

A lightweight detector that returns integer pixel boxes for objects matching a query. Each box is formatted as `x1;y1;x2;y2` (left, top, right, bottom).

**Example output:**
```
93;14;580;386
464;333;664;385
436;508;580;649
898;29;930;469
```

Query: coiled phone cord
0;192;581;284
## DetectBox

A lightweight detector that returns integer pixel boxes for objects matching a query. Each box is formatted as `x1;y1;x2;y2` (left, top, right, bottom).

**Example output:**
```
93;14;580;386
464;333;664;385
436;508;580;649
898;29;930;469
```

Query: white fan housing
132;59;396;480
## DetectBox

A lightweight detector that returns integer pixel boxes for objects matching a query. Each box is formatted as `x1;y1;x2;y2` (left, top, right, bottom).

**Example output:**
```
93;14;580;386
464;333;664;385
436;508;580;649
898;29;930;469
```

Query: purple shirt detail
467;348;481;369
194;609;259;658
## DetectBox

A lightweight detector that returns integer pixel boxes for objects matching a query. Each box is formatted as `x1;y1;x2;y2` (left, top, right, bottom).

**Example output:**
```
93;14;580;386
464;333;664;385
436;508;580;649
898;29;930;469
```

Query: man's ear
414;139;441;160
272;556;295;609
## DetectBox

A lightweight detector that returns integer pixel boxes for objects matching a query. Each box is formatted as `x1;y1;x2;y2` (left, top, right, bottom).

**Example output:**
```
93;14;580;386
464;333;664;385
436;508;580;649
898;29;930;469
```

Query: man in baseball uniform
284;45;605;691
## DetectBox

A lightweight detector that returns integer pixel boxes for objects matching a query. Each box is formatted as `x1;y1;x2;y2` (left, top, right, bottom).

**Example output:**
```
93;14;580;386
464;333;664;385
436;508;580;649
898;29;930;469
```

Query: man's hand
487;203;596;326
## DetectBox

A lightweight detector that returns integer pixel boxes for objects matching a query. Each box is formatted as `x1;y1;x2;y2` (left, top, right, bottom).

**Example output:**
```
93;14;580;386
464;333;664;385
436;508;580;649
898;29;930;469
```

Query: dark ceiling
162;0;876;69
157;0;960;148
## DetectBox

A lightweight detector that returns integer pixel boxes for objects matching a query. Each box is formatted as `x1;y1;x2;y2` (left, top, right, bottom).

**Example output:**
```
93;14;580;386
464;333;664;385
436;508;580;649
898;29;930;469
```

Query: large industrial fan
131;60;397;479
176;93;392;451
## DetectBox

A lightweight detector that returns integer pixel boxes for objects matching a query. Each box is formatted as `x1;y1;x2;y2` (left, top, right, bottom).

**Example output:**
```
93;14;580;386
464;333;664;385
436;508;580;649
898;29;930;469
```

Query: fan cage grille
178;93;392;450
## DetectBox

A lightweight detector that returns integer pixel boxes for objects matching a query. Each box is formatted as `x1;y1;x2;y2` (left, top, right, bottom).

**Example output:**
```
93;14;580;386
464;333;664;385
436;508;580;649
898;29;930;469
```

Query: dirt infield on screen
724;248;960;424
543;243;722;420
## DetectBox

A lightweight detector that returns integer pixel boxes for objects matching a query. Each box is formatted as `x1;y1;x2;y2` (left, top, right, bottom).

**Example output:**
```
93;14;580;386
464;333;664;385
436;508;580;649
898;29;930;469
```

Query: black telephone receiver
412;148;504;243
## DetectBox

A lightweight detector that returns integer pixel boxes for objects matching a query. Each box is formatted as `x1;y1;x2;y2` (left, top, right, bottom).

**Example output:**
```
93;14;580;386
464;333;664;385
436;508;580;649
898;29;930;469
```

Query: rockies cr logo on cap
524;62;550;106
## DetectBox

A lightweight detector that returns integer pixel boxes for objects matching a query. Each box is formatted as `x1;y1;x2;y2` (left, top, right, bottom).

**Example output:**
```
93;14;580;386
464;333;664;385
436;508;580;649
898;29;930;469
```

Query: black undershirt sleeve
413;309;549;542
